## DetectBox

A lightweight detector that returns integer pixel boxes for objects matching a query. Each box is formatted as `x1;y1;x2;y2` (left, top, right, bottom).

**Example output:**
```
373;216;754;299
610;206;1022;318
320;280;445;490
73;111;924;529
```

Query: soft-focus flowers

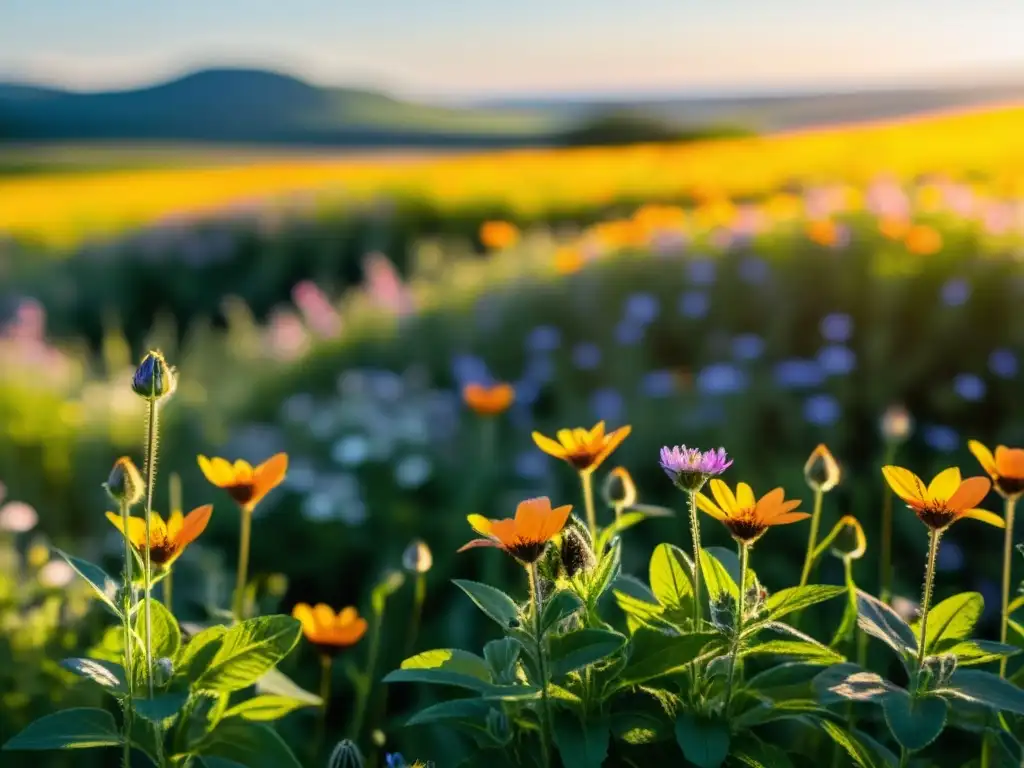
0;500;38;533
695;479;807;543
462;382;515;416
198;453;288;512
292;603;368;654
968;441;1024;499
804;444;840;493
479;220;519;250
659;446;732;491
459;497;572;564
105;505;213;567
880;404;913;443
532;421;631;474
882;466;1001;531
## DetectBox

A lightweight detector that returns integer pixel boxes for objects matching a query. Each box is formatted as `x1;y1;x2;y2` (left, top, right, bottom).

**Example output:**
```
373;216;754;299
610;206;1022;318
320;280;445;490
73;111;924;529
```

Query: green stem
581;469;597;546
314;654;332;763
529;562;552;768
405;573;427;660
163;569;173;612
1000;496;1017;678
723;541;749;716
880;442;898;604
614;502;624;524
350;599;384;742
798;488;825;588
916;530;941;670
233;510;252;621
120;502;134;768
687;489;704;626
142;398;159;699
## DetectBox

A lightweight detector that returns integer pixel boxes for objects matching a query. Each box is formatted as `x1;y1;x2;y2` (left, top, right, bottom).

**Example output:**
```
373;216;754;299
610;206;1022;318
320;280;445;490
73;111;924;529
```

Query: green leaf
596;511;646;554
766;585;845;621
549;629;627;678
177;625;229;683
135;598;181;660
730;737;796;767
483;637;522;684
944;639;1021;666
744;661;825;700
2;708;121;751
195;616;302;693
733;699;833;728
830;568;859;648
542;590;584;635
134;692;189;725
741;639;843;664
552;711;609;768
59;658;127;695
648;543;694;622
674;712;729;768
941;669;1024;715
882;689;946;751
54;550;121;617
222;695;315;721
196;718;302;768
585;540;621;606
813;664;895;704
405;698;495;727
201;758;248;768
818;721;887;768
701;548;739;602
453;579;521;630
855;590;917;658
609;711;672;745
617;629;721;688
613;588;668;635
912;592;983;653
383;648;494;693
254;668;323;706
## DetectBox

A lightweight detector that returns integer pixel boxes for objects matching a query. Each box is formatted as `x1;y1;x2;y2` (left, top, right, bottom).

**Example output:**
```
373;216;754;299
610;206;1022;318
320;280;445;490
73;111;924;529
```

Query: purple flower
953;373;986;402
625;292;660;325
678;291;710;319
820;313;853;343
659;445;733;491
572;342;602;370
989;348;1018;379
941;278;971;307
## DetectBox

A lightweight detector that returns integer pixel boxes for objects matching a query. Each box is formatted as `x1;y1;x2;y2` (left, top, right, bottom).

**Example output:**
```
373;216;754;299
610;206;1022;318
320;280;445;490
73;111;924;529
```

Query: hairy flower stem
119;499;135;768
916;530;941;670
687;490;704;626
232;509;252;621
723;542;749;716
313;654;332;764
798;488;824;588
879;442;898;603
142;398;159;699
581;469;597;545
529;562;552;768
1000;496;1017;678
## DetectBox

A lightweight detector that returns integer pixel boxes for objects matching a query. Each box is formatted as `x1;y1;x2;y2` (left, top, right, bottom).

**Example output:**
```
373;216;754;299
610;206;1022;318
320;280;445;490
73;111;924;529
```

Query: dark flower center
139;536;178;565
227;483;256;505
996;476;1024;497
507;540;548;564
724;510;768;543
916;504;957;530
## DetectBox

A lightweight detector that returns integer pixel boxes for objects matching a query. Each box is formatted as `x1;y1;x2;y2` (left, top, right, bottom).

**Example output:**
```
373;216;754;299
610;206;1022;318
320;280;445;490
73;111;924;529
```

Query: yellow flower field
3;103;1024;249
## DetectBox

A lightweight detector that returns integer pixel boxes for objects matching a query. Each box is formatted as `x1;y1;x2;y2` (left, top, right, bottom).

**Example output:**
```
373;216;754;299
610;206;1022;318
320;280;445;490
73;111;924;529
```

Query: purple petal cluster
659;445;732;490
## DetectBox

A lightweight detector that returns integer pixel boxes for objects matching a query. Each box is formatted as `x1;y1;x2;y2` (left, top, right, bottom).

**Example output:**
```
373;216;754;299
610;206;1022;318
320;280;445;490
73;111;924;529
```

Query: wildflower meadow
3;105;1024;768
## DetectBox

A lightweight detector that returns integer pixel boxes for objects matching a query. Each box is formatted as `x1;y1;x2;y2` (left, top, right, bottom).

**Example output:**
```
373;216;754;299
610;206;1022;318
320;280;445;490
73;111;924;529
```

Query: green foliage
194;616;302;693
2;708;122;751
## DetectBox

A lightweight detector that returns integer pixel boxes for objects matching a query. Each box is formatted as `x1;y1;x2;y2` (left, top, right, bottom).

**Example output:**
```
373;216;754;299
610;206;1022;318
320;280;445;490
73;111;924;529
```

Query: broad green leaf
552;711;609;768
483;637;522;683
542;590;584;635
944;639;1020;666
813;664;895;704
196;616;302;693
222;695;315;721
830;565;859;648
613;589;668;635
585;540;621;606
855;590;917;658
730;737;796;767
177;626;229;683
674;712;729;768
882;689;946;751
745;661;825;700
617;629;721;688
196;718;302;768
941;669;1024;715
405;698;495;727
912;592;983;653
549;629;626;678
255;668;323;706
613;573;658;603
609;711;672;745
733;699;833;728
596;511;646;554
818;721;885;768
54;550;120;617
701;548;739;602
135;598;181;660
2;708;121;751
766;585;845;621
59;658;127;695
201;758;248;768
649;543;694;621
384;648;494;693
453;579;521;630
742;639;843;664
134;692;189;725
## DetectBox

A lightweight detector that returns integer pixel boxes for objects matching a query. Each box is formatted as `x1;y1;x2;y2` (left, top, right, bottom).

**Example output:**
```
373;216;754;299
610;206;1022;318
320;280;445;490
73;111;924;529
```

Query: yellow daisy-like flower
197;453;288;512
695;479;808;544
968;440;1024;499
292;603;368;655
105;505;213;567
532;421;631;474
881;466;1001;531
459;497;573;564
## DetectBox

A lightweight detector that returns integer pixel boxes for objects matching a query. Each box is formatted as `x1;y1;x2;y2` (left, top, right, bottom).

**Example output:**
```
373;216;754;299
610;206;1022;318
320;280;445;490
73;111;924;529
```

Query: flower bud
328;740;365;768
402;539;433;574
132;350;176;400
602;467;637;508
828;516;867;561
560;528;596;578
104;457;144;507
804;444;840;493
153;657;174;686
881;404;913;444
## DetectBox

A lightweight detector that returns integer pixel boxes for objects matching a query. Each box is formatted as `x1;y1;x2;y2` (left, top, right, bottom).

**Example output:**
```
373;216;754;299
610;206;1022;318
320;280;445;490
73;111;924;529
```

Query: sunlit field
3;104;1024;768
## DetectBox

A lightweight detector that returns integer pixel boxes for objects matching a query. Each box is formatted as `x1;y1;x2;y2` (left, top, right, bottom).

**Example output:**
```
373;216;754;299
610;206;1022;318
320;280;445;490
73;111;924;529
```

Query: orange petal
488;519;519;548
927;467;961;501
514;497;550;541
695;492;727;520
312;603;336;634
333;617;368;645
946;476;992;512
537;504;573;543
882;466;926;503
177;504;213;548
995;446;1024;479
959;508;1005;528
337;606;358;626
588;422;607;442
968;440;998;477
755;487;787;520
533;432;568;460
291;603;318;641
771;512;812;525
253;453;289;506
457;538;503;553
590;425;630;471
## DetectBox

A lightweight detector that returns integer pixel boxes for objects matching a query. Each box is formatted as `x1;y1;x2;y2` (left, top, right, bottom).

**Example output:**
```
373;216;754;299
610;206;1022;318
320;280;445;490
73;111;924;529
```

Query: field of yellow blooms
4;103;1024;249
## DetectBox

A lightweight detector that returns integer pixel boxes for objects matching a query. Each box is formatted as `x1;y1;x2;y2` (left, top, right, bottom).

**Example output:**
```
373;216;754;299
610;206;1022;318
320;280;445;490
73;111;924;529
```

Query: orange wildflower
198;453;288;512
882;466;1001;531
968;441;1024;499
462;383;515;416
807;220;839;247
904;224;942;255
459;497;572;564
532;421;631;474
878;217;910;240
105;505;213;567
292;603;368;654
695;479;808;544
554;245;585;275
479;220;519;250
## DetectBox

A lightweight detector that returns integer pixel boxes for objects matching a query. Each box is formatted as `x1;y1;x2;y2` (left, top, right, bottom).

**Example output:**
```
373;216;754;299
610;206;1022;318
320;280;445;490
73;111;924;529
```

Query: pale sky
1;0;1023;97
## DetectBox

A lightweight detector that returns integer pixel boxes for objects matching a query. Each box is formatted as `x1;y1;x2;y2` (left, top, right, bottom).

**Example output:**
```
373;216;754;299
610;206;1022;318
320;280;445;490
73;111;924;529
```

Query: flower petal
198;455;234;488
488;519;519;548
338;606;358;626
252;453;289;507
928;467;961;501
177;504;213;549
735;482;756;509
167;510;184;540
467;513;494;537
537;504;573;543
959;508;1005;528
882;466;926;503
590;425;631;472
312;604;336;634
995;446;1024;479
709;478;738;515
457;538;503;553
770;512;812;525
946;476;992;512
514;497;550;541
291;603;318;640
533;432;568;459
695;492;727;520
333;617;368;645
968;440;998;477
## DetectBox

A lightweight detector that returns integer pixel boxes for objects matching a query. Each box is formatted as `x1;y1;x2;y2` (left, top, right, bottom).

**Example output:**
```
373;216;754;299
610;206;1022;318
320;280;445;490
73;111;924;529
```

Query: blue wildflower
615;321;645;346
386;754;408;768
696;363;748;395
624;292;660;325
731;333;765;361
817;345;856;376
678;291;710;319
774;359;825;389
941;278;971;307
640;370;675;398
989;348;1018;379
526;325;561;353
804;394;840;426
591;388;625;422
820;312;853;343
451;354;490;387
923;425;959;453
572;342;602;370
524;355;554;384
738;256;770;284
953;373;986;402
687;257;717;286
